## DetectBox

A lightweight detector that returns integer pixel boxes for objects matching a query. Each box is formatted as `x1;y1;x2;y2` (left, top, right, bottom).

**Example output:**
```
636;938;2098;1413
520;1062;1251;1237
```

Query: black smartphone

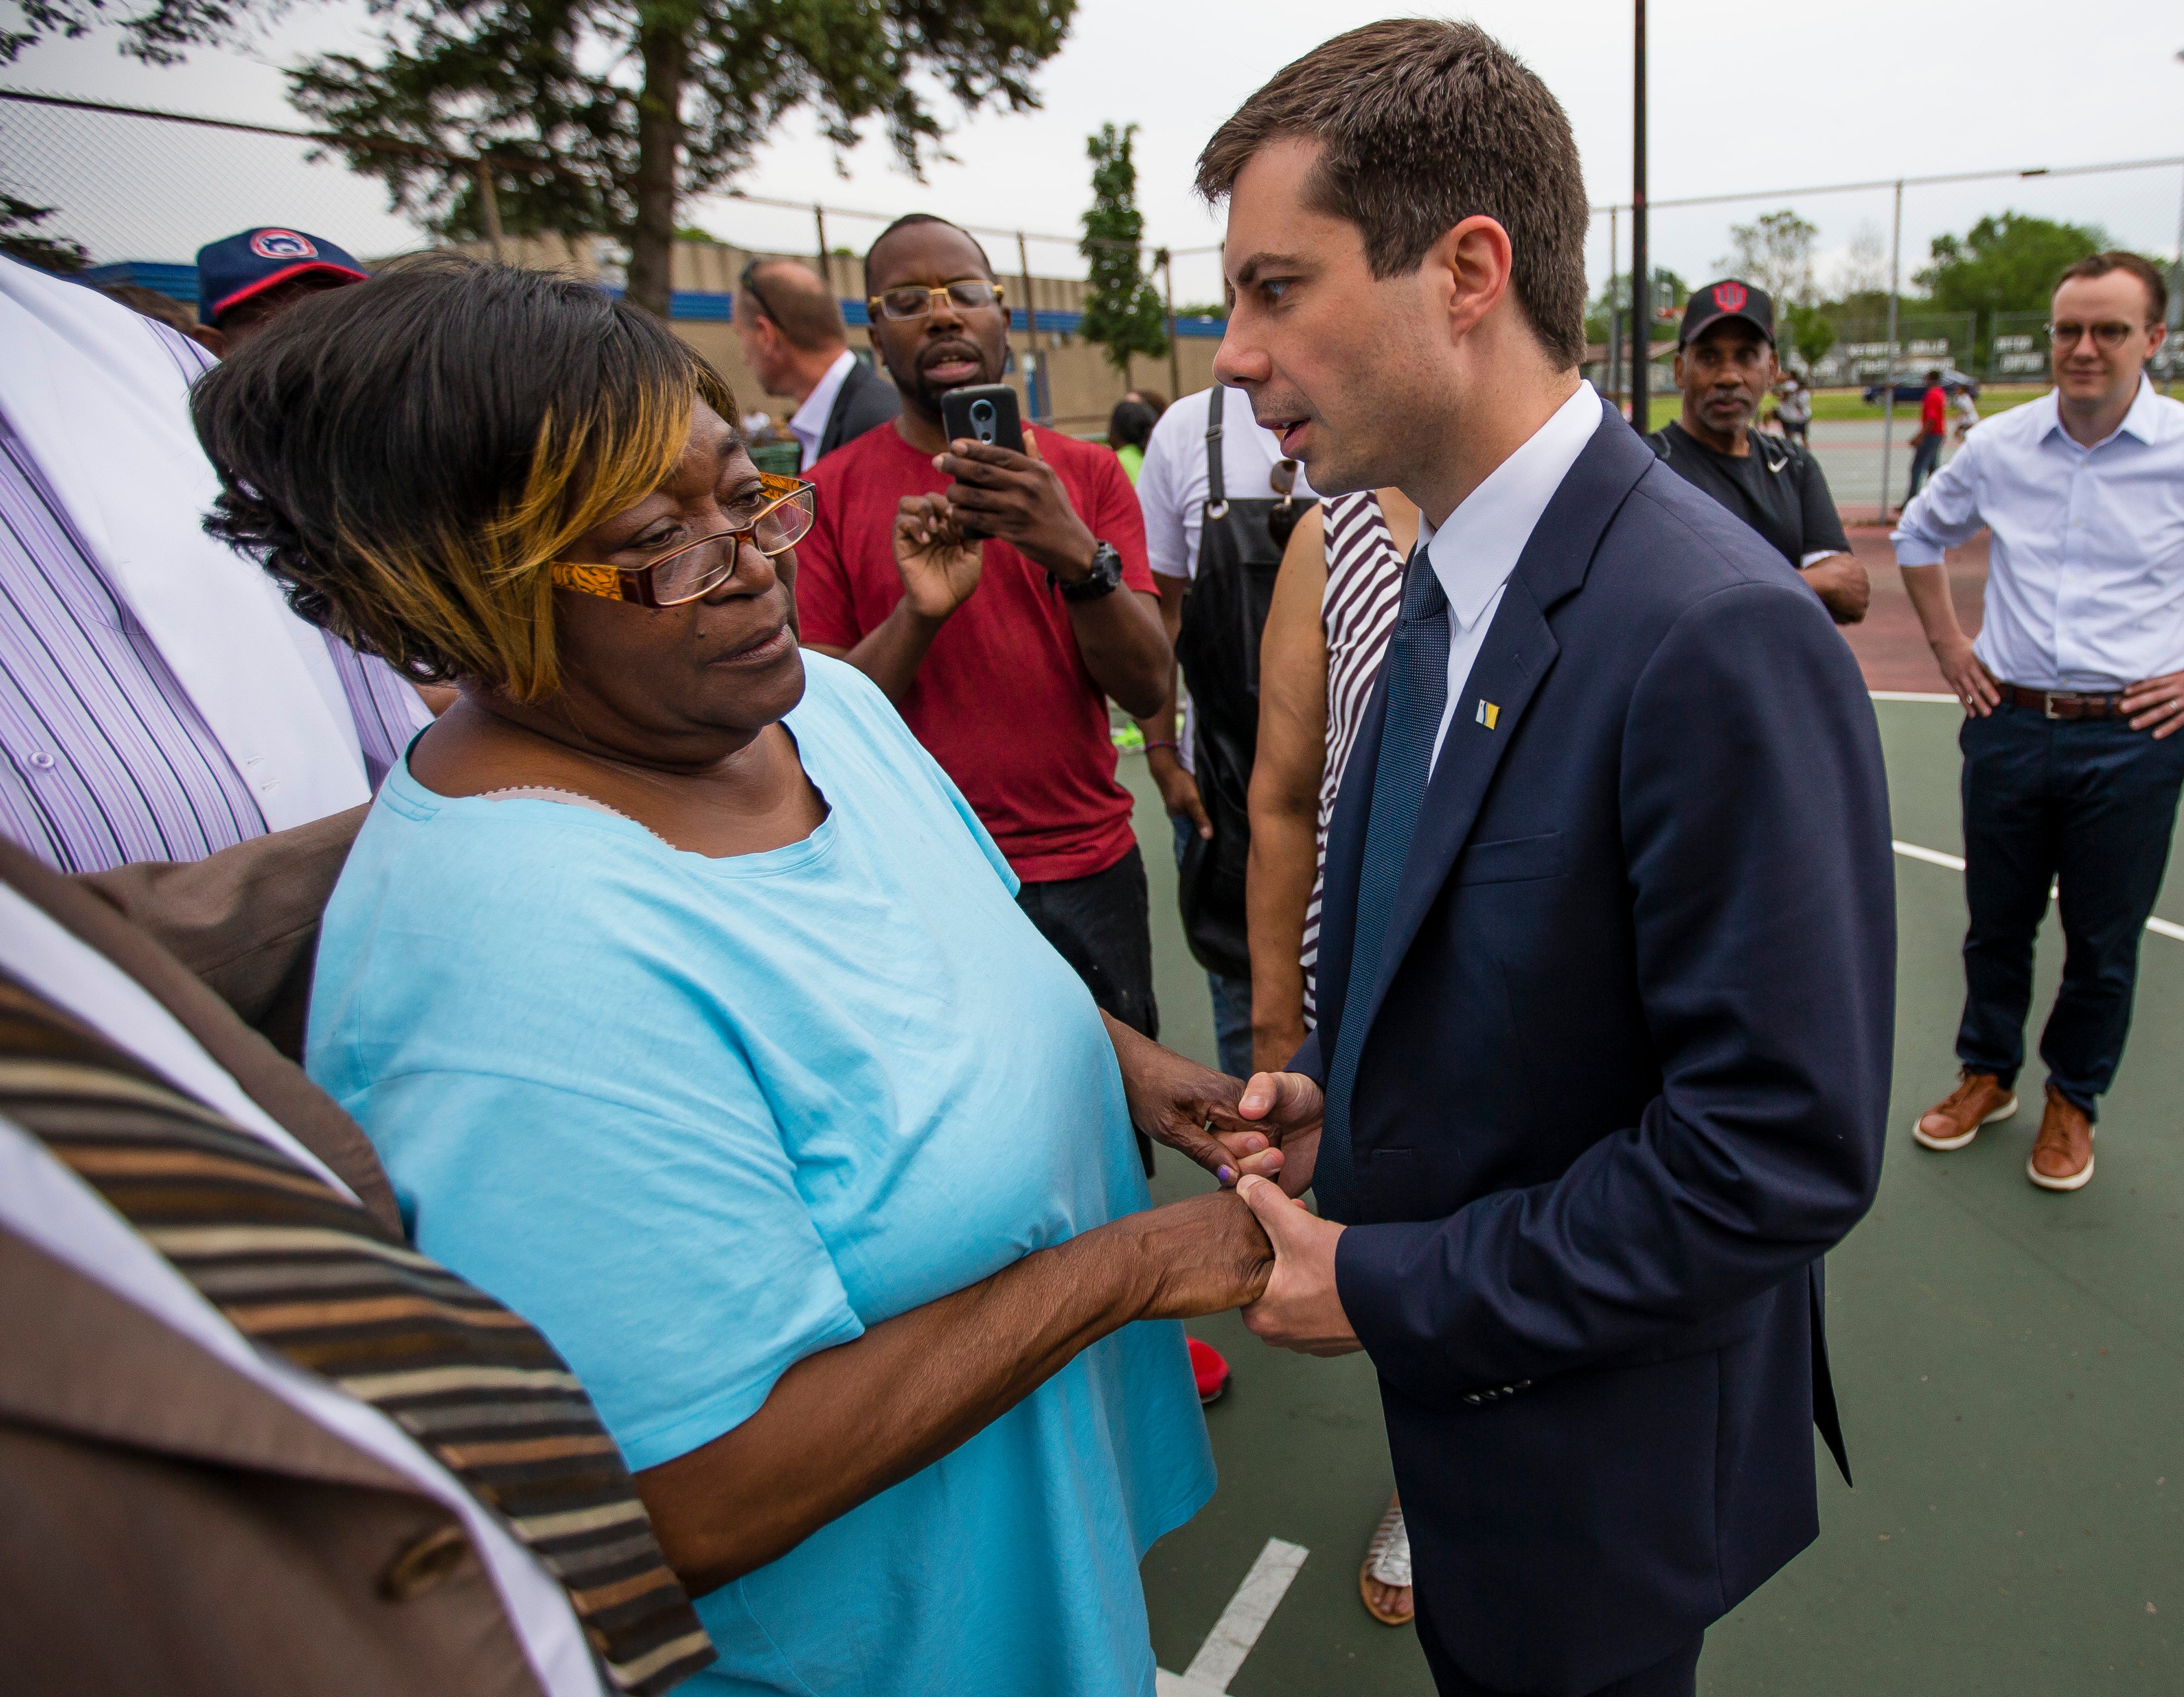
938;384;1025;541
940;384;1026;456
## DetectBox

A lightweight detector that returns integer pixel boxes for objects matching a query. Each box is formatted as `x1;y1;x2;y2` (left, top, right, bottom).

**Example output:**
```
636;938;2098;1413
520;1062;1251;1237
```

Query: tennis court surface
1129;690;2184;1696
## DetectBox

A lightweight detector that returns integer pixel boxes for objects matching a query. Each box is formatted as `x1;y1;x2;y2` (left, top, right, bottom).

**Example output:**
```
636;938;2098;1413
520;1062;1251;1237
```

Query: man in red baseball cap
193;227;369;355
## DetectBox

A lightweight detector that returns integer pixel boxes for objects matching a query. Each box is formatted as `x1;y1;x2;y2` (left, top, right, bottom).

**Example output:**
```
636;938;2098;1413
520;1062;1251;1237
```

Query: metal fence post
813;204;829;291
1631;0;1649;433
1608;204;1621;408
1161;247;1181;403
2169;162;2184;392
1878;178;1903;520
1015;230;1041;423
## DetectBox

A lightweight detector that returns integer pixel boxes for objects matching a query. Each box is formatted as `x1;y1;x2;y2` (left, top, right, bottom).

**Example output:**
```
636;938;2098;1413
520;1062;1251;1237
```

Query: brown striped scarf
0;976;714;1696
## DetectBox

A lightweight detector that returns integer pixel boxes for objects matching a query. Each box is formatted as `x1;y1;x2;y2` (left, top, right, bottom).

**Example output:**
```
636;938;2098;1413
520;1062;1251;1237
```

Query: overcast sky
5;0;2182;304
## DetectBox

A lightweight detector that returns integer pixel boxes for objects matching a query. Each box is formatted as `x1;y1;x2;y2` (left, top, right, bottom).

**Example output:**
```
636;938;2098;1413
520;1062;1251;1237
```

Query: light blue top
308;653;1212;1696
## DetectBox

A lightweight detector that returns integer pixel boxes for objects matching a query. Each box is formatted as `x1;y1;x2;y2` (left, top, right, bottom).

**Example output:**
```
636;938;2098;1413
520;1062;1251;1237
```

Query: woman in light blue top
190;258;1279;1696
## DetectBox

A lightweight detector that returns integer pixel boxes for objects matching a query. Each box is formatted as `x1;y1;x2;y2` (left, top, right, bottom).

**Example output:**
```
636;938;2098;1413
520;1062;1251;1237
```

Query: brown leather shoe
1913;1071;2018;1151
2027;1086;2095;1192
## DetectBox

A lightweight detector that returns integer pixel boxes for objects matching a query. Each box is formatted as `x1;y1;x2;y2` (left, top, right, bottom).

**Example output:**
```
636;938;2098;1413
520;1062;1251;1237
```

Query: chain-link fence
1583;154;2184;517
7;86;2182;516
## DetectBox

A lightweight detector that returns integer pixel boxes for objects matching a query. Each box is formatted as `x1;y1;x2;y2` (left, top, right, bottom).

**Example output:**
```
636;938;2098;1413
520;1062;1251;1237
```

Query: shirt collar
788;349;858;444
1416;380;1602;631
2036;372;2163;452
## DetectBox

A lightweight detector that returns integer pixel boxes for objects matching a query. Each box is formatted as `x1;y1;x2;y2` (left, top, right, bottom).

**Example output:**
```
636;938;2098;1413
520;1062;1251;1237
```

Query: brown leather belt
2004;684;2124;720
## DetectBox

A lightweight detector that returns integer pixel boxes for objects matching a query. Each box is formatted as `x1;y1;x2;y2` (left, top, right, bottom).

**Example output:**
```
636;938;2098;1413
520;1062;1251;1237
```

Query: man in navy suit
1193;22;1896;1696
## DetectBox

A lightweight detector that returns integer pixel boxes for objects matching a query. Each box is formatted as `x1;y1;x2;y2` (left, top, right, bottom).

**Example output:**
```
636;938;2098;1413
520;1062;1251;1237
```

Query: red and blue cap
195;228;369;324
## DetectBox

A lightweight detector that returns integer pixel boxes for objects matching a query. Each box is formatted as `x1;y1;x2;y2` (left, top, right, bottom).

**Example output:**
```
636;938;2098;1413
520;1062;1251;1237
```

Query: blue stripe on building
75;262;1231;339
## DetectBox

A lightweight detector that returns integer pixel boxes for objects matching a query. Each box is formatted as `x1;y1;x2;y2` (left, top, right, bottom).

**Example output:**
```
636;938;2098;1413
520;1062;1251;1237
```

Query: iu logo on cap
250;229;319;260
1712;281;1748;313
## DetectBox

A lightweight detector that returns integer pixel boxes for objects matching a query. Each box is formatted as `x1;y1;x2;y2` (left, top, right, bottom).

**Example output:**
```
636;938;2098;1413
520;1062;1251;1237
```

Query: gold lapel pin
1475;699;1500;730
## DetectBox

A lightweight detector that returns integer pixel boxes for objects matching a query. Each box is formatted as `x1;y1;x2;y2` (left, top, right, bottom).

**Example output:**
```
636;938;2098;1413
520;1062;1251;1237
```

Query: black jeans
1418;1616;1701;1697
1016;845;1158;1170
1956;701;2184;1114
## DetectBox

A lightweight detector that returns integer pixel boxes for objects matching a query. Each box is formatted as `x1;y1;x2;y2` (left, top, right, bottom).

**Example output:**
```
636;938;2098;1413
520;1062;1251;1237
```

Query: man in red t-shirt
1907;366;1948;502
795;213;1176;1061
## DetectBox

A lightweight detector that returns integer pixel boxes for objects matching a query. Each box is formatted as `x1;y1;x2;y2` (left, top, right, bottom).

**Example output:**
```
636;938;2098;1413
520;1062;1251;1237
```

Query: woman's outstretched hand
1213;1071;1326;1198
1102;1012;1272;1181
1115;1189;1274;1319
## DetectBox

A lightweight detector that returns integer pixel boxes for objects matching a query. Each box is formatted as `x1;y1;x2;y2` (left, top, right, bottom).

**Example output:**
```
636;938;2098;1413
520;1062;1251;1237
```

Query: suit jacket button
380;1523;470;1601
1463;1393;1483;1406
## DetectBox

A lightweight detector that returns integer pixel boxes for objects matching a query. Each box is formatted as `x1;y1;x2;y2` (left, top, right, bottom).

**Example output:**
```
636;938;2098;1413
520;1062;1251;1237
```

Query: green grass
1803;384;2047;423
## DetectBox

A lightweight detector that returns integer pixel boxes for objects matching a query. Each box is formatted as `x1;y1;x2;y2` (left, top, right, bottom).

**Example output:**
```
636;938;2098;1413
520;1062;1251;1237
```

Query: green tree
0;0;269;64
1780;300;1835;373
1715;209;1818;306
0;192;88;272
1915;211;2107;316
288;1;1077;317
1076;122;1167;375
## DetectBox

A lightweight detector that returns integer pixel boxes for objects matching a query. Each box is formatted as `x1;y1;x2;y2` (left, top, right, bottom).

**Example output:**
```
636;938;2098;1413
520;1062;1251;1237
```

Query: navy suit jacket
815;357;900;461
1297;400;1894;1694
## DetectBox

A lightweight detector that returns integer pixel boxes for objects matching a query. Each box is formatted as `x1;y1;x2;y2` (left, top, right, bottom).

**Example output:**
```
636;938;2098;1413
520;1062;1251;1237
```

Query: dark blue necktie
1317;548;1449;1224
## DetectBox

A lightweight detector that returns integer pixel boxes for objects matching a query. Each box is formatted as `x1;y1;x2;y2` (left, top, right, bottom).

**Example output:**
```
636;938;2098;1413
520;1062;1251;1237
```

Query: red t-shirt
794;422;1157;883
1922;385;1948;437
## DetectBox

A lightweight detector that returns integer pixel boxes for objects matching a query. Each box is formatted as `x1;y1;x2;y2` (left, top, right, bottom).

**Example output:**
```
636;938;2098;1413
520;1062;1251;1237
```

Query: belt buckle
2043;693;2064;720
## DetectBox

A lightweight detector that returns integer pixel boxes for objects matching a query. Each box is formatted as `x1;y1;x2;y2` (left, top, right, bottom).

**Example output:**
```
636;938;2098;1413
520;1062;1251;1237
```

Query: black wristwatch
1055;540;1124;602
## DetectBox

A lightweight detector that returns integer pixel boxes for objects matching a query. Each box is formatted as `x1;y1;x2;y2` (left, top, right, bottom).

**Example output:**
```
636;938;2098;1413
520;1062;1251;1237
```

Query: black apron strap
1204;383;1227;517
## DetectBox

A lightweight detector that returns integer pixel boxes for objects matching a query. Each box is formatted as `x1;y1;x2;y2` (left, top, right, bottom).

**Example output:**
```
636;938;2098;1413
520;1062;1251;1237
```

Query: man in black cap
193;227;369;355
1649;280;1868;624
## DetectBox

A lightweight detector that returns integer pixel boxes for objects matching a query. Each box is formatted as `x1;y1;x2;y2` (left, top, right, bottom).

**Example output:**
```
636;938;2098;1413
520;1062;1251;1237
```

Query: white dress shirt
0;893;606;1697
1892;377;2184;691
788;348;858;471
1418;380;1604;771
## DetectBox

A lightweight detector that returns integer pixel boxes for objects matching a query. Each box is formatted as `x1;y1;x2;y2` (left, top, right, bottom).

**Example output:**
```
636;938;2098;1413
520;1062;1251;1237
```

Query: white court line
1157;1537;1310;1697
1891;842;2183;943
1872;690;1959;703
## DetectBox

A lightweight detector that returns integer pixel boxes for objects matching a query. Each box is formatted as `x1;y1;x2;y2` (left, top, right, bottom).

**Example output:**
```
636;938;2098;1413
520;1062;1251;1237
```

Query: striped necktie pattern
0;978;714;1696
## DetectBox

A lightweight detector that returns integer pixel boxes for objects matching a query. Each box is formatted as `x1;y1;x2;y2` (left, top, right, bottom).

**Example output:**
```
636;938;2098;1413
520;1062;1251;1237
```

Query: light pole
1631;0;1650;432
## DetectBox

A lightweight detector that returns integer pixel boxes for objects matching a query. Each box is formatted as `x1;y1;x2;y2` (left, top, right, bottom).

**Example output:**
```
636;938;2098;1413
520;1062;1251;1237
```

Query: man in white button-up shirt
1895;250;2184;1192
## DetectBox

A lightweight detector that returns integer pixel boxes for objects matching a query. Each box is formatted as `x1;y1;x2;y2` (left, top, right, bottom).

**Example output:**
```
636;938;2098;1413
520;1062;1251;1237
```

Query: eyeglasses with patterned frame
866;278;1007;323
548;472;816;608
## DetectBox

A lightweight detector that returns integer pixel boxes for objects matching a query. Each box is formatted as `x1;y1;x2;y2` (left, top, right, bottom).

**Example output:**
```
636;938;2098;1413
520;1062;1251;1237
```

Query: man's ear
1431;214;1515;346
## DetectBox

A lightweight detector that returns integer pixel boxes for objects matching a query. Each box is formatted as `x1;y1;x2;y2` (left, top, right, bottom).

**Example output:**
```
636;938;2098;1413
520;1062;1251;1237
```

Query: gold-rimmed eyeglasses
549;473;816;608
867;279;1007;323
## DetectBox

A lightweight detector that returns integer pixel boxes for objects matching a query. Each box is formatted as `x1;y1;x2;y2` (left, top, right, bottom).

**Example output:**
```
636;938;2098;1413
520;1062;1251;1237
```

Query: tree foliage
1914;211;2109;316
1780;301;1835;372
1715;208;1817;307
288;0;1076;315
0;0;261;64
1076;121;1166;375
0;192;89;271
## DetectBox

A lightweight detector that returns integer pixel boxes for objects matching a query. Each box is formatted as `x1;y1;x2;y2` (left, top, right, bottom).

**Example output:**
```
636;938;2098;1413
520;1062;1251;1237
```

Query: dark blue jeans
1907;431;1944;499
1956;702;2184;1115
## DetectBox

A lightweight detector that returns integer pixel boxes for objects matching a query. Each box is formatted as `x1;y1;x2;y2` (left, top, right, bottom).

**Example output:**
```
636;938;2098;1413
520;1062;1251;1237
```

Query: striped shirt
0;395;429;874
1302;491;1407;1022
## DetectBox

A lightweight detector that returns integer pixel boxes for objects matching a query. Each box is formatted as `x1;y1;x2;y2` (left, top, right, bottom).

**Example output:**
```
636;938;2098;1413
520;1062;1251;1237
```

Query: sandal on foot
1358;1495;1414;1627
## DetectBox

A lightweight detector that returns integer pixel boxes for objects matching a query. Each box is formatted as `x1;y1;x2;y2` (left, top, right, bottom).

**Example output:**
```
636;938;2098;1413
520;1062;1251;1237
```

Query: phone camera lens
970;400;995;440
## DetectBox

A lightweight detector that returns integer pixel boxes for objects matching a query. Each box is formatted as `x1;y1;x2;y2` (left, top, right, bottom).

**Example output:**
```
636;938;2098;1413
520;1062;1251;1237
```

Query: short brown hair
1196;19;1589;369
743;258;848;354
2055;250;2169;324
195;256;737;702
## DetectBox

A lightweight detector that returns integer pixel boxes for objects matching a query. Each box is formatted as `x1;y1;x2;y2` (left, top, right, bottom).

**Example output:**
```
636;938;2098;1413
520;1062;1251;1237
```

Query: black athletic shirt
1647;421;1851;569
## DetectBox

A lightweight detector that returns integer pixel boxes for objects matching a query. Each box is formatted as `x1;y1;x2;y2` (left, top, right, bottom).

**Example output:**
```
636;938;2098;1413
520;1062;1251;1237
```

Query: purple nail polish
1217;1166;1235;1183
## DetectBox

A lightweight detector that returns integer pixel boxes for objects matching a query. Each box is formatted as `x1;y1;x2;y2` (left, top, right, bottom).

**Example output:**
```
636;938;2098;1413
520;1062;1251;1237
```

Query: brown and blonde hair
193;255;737;702
1195;19;1591;370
